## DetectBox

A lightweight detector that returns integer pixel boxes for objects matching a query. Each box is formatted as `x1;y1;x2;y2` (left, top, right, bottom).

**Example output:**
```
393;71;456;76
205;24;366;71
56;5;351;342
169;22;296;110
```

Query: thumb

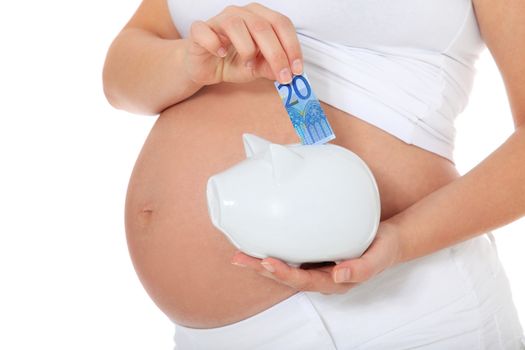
332;257;376;283
332;230;399;283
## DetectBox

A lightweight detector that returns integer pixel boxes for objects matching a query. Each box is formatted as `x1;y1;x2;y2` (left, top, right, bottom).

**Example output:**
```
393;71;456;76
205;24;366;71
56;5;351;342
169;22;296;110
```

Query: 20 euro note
274;73;336;145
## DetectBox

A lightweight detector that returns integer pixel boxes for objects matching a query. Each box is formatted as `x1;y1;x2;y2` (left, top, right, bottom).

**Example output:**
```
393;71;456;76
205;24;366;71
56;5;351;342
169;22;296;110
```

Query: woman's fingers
212;13;258;63
207;4;301;84
243;15;292;83
189;20;227;58
245;3;303;75
261;257;353;294
231;252;356;295
230;226;402;294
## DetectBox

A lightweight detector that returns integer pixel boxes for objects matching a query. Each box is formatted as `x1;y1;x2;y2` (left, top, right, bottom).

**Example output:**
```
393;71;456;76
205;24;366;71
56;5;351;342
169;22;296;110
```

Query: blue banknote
274;73;336;145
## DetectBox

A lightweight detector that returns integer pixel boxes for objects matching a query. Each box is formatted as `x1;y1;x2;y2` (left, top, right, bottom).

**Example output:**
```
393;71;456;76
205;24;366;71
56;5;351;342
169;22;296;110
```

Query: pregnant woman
103;0;525;348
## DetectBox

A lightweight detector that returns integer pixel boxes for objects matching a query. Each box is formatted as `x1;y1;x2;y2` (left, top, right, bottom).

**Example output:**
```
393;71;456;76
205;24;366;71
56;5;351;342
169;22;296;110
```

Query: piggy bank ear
268;144;304;184
242;133;272;158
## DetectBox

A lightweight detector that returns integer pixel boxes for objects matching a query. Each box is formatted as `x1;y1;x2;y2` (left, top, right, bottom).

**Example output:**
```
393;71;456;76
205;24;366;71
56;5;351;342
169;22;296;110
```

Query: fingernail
217;47;227;57
231;261;246;267
292;59;303;75
279;68;292;84
261;261;275;273
334;268;351;283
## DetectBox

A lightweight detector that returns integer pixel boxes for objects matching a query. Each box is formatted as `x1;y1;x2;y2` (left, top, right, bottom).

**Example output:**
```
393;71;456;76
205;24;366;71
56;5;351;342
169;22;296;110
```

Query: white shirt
167;0;486;163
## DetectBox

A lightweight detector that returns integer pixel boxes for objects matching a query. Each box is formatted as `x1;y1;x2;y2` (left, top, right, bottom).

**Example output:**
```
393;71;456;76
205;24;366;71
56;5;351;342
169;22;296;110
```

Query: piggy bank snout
206;177;222;227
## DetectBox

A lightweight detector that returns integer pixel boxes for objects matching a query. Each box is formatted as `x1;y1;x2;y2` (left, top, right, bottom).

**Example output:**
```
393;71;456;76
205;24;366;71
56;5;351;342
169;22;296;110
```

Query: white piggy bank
206;133;381;267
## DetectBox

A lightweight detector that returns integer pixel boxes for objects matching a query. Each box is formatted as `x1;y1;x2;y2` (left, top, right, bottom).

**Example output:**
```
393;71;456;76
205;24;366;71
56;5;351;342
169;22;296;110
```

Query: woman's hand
184;3;303;86
230;221;404;295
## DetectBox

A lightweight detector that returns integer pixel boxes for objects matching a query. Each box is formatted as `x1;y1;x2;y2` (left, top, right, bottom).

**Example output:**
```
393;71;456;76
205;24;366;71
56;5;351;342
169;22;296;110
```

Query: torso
168;0;476;52
124;78;460;329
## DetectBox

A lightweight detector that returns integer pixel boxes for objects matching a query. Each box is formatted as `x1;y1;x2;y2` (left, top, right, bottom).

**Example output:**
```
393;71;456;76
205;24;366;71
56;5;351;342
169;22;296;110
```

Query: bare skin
124;77;459;328
105;0;525;331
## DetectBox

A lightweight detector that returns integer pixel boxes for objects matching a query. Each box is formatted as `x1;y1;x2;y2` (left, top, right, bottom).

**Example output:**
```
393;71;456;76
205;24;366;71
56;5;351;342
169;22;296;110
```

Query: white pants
173;233;525;349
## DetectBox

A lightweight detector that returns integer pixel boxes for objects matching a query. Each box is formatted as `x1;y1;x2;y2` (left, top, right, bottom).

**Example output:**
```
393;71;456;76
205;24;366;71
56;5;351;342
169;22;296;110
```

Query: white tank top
167;0;486;163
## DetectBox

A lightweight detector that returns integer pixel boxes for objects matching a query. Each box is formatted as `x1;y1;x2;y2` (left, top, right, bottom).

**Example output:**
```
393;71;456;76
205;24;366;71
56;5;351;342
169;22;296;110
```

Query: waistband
173;233;524;349
173;291;337;349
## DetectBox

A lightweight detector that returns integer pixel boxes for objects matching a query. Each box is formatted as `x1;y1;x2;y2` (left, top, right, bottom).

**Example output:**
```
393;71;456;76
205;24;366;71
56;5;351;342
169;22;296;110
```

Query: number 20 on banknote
274;73;336;145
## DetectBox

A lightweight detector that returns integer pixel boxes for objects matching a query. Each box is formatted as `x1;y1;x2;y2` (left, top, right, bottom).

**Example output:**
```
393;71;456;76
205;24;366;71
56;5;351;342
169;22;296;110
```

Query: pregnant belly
124;79;460;329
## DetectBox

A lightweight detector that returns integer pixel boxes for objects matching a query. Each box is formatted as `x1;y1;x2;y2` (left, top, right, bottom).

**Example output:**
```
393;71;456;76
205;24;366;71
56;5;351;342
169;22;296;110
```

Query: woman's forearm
388;125;525;264
102;27;203;115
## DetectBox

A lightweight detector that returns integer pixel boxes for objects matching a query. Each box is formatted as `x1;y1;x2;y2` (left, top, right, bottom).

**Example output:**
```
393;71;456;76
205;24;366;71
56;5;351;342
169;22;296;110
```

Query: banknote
274;73;336;145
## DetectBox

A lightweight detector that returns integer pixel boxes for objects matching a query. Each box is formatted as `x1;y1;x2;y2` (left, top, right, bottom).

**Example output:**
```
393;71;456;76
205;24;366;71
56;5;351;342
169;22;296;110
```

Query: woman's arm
390;0;525;263
103;1;304;115
392;127;525;263
102;0;203;115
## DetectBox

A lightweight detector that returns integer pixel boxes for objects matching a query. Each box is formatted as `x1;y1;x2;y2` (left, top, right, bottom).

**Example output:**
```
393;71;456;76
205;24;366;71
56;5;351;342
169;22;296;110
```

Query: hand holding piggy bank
206;133;381;267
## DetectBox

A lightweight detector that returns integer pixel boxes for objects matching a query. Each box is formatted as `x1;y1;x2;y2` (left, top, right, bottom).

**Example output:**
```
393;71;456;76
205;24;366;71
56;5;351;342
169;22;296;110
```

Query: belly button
138;207;154;221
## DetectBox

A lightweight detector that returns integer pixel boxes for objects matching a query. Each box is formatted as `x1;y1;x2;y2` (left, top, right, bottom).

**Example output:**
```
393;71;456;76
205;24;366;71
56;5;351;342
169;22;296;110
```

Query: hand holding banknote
184;3;303;85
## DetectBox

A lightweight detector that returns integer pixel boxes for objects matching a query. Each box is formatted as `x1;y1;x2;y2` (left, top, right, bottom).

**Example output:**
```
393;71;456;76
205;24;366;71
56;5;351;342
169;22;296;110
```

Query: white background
0;1;523;349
